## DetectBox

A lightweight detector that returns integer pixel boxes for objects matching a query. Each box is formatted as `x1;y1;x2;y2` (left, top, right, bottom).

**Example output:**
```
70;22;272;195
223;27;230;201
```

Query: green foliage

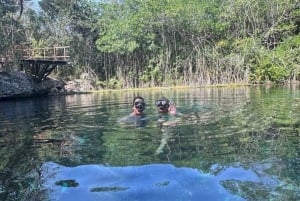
94;0;300;86
250;34;300;83
107;77;123;89
140;59;163;86
1;0;300;86
0;0;23;53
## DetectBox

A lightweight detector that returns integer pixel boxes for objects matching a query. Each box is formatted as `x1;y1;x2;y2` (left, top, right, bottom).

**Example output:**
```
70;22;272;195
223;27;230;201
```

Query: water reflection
0;86;299;201
41;160;297;201
42;162;267;201
119;114;149;128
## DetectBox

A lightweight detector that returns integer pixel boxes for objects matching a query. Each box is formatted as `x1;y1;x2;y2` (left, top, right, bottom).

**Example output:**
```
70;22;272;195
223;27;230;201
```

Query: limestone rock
0;71;65;100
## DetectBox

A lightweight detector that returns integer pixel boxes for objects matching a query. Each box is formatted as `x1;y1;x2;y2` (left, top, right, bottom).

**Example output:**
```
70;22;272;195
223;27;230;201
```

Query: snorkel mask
133;96;146;113
155;98;170;111
134;101;146;112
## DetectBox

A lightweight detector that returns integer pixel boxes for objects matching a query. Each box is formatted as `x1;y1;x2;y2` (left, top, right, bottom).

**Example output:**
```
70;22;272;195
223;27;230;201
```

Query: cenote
0;86;299;201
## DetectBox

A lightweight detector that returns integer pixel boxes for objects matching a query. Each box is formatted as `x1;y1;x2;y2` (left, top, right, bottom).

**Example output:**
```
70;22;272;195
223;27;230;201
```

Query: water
0;86;299;201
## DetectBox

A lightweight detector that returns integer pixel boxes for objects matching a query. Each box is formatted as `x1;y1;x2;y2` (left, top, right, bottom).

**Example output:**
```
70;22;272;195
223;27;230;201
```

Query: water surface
0;86;299;201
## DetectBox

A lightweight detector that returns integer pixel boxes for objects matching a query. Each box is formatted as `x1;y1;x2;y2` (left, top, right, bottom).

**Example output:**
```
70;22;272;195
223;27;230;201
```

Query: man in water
155;97;177;115
131;96;146;116
155;97;178;155
119;96;147;127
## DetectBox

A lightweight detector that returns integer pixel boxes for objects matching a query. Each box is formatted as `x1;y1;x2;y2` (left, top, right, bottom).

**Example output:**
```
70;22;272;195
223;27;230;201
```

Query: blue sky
25;0;41;11
26;0;106;11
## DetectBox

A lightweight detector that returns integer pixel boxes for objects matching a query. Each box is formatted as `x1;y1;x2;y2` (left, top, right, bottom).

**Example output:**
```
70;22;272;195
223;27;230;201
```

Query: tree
37;0;101;79
2;0;300;86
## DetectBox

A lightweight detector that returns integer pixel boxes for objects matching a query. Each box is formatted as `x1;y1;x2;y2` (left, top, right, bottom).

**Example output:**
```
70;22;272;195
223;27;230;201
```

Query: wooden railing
21;46;70;61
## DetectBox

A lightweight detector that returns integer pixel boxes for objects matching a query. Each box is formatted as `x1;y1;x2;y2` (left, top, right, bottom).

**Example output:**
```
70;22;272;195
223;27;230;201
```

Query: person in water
155;96;177;115
127;96;145;115
119;96;147;127
154;96;178;155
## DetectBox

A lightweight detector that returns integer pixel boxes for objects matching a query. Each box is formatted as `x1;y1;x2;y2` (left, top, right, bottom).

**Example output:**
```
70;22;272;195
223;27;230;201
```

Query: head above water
156;97;170;113
133;96;145;113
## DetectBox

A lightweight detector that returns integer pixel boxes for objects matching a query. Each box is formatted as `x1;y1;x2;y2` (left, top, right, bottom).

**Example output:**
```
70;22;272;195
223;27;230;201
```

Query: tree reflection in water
0;86;299;201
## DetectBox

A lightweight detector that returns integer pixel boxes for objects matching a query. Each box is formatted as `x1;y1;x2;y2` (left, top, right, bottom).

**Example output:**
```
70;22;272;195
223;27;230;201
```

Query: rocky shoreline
0;71;94;100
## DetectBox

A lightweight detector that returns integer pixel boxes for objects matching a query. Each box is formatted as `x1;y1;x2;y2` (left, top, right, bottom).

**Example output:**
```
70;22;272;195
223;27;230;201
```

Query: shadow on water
0;86;299;201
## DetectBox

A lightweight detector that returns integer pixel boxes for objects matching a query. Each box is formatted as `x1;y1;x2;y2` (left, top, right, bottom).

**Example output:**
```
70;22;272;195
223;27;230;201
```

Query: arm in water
155;126;174;155
154;97;179;155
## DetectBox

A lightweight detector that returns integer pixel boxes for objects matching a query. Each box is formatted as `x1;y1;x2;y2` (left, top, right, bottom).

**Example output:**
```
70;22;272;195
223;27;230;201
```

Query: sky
25;0;41;11
25;0;106;11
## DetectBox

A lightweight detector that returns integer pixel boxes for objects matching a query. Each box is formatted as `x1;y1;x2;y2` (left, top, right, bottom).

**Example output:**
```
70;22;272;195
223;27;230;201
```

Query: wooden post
54;47;56;60
0;57;5;71
64;47;66;60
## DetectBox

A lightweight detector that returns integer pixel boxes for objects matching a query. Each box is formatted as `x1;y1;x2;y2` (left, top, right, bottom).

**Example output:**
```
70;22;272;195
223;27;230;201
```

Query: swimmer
154;97;180;154
131;96;146;116
155;97;177;115
119;96;147;127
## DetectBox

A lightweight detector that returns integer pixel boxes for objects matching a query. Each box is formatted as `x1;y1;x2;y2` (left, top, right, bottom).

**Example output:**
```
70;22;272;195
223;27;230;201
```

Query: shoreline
89;81;300;93
1;82;299;101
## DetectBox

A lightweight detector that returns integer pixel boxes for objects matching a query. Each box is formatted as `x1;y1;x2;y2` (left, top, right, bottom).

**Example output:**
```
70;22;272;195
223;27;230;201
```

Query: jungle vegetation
1;0;300;88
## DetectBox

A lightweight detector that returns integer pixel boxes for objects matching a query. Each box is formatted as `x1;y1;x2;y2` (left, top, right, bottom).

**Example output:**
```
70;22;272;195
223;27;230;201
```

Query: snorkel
133;96;146;114
156;97;170;113
134;101;145;113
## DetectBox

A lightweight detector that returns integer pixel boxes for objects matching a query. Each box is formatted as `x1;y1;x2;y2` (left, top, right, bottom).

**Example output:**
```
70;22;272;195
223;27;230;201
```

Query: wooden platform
19;46;70;80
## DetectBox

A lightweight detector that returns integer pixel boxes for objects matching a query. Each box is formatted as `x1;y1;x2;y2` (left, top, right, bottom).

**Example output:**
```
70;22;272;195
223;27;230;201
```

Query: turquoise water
0;86;299;201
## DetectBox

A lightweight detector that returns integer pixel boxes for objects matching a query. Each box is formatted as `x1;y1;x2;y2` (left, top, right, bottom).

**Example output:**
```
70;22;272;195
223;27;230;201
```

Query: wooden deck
19;46;70;80
20;46;70;61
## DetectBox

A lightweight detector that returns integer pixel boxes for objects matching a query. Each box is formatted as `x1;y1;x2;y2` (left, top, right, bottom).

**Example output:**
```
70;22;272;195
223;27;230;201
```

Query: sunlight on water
0;86;299;201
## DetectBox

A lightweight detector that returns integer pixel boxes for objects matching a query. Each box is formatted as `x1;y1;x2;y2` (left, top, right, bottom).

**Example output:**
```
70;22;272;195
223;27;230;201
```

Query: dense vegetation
1;0;300;88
